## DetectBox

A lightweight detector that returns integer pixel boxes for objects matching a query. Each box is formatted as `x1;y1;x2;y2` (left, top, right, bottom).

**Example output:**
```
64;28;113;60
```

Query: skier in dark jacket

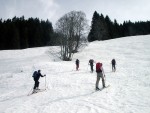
33;70;45;92
89;59;94;72
111;59;116;72
75;59;79;71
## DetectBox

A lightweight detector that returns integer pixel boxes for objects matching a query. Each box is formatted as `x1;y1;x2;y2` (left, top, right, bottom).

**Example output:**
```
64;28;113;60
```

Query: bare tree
55;11;89;61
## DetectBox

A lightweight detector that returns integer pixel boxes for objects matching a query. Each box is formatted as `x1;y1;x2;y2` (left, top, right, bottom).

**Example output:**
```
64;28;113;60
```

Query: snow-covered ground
0;35;150;113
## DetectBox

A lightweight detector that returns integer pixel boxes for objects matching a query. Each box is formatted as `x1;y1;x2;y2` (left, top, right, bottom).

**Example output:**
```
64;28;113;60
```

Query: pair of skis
28;89;46;96
96;85;110;91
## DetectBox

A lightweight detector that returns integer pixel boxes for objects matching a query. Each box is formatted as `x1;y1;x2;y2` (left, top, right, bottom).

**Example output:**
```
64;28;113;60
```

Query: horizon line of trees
0;16;54;50
88;11;150;42
0;11;150;50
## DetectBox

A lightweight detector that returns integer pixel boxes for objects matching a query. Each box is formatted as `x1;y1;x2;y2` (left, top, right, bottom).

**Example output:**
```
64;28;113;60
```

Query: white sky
0;0;150;26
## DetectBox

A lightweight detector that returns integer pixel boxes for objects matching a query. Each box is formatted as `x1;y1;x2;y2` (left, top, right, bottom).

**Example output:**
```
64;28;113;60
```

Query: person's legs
91;65;93;72
36;81;39;89
33;81;36;89
76;64;79;70
98;73;105;88
101;75;105;88
34;80;38;89
114;65;116;72
112;64;115;72
33;80;39;93
96;73;100;89
90;65;93;72
112;64;114;71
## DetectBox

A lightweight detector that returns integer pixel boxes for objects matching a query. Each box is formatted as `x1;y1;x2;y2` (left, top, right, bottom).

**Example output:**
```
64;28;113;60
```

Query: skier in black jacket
76;59;79;70
33;70;45;92
89;59;94;72
111;59;116;72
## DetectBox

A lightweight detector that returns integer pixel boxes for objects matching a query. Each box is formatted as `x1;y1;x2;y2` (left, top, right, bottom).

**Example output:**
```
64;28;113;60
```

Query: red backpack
96;62;102;72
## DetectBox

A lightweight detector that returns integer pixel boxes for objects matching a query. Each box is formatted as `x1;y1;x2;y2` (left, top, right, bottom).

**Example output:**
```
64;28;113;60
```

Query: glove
44;75;46;76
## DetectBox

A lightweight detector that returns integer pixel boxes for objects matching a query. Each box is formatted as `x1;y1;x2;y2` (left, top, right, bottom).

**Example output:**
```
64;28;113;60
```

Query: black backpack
112;59;116;65
89;59;93;64
32;71;38;78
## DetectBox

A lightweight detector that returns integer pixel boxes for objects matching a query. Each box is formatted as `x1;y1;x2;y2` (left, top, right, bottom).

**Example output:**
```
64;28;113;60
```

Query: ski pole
28;86;34;96
45;75;46;90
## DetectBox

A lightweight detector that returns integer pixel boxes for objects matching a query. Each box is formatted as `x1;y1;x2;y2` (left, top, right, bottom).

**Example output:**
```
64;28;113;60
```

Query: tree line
0;16;54;50
88;11;150;42
0;11;150;50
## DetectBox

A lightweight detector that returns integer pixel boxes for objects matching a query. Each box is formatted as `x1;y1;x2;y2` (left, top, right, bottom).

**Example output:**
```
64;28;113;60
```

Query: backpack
89;59;93;63
76;59;79;65
32;71;38;78
112;59;116;65
96;63;102;72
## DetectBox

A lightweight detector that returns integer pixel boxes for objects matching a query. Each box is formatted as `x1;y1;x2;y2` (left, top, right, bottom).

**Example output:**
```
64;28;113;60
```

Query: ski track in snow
0;35;150;113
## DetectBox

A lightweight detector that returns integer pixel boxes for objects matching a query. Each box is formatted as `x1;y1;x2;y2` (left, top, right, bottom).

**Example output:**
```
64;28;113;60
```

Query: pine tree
88;12;110;41
88;11;100;42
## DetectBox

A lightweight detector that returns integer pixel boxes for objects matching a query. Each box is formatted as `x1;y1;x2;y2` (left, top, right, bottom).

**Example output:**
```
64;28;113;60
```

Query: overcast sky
0;0;150;26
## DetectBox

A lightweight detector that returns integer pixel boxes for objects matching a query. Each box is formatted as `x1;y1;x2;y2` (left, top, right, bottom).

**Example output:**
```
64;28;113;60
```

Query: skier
95;62;106;90
89;59;94;72
32;70;46;93
111;59;116;72
75;59;79;71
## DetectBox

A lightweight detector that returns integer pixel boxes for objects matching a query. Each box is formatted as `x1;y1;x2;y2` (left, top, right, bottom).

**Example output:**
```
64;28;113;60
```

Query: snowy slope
0;35;150;113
